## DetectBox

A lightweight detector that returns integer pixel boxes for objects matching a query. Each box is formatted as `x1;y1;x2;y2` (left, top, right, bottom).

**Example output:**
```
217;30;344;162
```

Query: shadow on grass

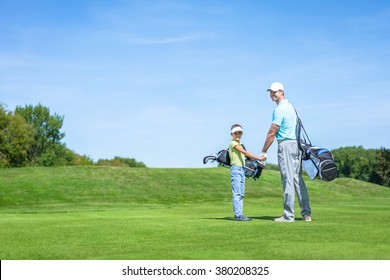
251;216;278;221
204;216;278;222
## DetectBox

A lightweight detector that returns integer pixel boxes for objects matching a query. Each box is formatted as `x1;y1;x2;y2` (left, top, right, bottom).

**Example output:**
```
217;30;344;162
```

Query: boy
229;124;266;221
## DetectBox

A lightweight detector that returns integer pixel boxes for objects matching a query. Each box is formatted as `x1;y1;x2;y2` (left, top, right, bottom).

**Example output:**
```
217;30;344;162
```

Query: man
261;82;312;222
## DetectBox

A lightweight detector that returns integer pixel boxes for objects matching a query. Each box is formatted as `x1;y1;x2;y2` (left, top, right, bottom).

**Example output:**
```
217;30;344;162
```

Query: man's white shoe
303;215;312;222
274;216;294;222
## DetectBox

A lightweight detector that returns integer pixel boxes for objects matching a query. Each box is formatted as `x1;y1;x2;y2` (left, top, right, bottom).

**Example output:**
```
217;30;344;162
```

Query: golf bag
203;145;264;180
305;147;338;181
296;109;337;182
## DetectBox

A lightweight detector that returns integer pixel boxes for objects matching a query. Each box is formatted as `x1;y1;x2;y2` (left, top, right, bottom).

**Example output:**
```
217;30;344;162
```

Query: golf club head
203;155;217;164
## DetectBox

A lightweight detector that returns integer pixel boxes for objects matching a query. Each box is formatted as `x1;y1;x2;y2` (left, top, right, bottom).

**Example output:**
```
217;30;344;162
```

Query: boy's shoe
303;215;312;222
274;216;294;222
234;215;252;221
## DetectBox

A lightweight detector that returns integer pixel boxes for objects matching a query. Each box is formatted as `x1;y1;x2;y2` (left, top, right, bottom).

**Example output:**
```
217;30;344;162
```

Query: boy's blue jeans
230;166;245;217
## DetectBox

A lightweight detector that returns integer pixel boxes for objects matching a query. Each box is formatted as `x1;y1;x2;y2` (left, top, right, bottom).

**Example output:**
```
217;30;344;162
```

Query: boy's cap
267;82;284;92
231;126;243;133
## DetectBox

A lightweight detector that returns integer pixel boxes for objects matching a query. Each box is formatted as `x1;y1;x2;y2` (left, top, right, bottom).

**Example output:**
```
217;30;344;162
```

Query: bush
97;156;146;168
71;153;94;166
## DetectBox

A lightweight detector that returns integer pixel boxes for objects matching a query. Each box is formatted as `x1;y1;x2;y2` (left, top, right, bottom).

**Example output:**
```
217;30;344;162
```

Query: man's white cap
267;82;284;92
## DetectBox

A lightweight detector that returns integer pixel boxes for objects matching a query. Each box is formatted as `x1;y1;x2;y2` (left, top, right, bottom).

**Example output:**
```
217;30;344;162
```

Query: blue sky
1;0;389;167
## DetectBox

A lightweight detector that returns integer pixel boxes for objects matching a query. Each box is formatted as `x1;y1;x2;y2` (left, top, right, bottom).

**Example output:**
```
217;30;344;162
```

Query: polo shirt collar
278;99;289;106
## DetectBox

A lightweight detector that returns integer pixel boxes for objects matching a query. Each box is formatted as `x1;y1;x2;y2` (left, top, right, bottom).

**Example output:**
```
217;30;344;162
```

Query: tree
0;105;34;167
14;104;65;164
372;148;390;187
333;146;389;187
1;102;148;168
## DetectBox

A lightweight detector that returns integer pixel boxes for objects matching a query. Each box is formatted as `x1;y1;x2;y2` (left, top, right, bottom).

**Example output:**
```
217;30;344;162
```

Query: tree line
0;103;146;168
332;146;389;187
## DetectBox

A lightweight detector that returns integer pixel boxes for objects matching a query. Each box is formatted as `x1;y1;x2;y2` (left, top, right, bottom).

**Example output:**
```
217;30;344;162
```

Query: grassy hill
1;166;389;259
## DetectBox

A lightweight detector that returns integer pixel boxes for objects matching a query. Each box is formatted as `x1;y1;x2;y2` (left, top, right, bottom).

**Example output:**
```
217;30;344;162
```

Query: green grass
1;166;389;260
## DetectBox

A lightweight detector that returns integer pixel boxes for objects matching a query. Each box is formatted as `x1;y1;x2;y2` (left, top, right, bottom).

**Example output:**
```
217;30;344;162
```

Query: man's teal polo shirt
272;99;298;141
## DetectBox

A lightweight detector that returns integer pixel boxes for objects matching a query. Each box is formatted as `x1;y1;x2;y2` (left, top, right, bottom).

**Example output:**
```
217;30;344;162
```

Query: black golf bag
306;147;337;181
203;145;264;180
296;109;337;182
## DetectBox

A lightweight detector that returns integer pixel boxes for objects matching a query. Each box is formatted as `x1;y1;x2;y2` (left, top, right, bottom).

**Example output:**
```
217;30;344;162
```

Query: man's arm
262;123;280;154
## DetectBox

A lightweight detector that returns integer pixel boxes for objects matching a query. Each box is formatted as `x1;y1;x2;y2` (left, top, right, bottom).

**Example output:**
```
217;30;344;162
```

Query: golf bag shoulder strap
294;107;312;160
294;107;311;146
